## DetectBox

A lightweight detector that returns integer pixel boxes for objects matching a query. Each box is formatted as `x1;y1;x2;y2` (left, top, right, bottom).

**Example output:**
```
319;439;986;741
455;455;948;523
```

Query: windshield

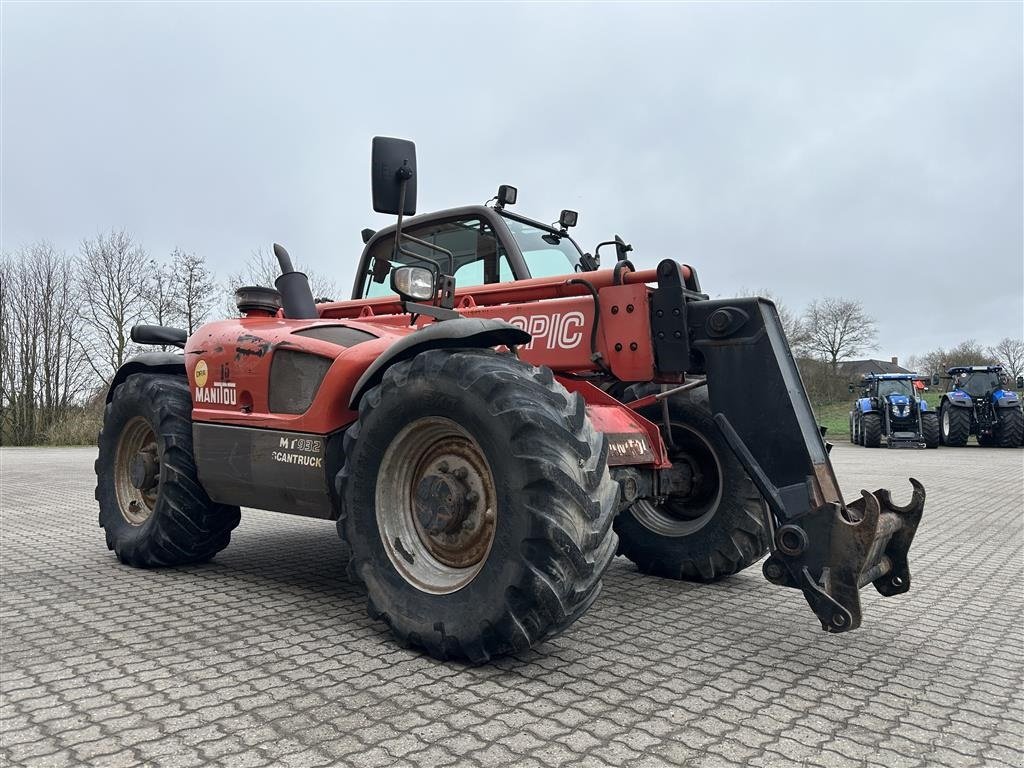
955;371;1000;397
500;216;581;278
876;379;914;398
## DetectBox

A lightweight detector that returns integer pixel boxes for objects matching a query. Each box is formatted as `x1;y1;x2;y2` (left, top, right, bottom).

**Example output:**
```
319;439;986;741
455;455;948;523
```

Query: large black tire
336;349;618;662
612;386;769;582
941;402;971;447
996;408;1024;448
921;412;940;449
95;374;241;567
861;413;882;448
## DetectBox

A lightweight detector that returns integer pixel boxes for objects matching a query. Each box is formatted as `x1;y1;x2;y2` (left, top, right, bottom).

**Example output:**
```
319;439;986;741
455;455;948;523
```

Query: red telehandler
96;138;924;661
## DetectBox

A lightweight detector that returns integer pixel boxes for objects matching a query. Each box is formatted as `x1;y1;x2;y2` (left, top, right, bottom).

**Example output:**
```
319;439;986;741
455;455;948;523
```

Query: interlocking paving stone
1;443;1022;767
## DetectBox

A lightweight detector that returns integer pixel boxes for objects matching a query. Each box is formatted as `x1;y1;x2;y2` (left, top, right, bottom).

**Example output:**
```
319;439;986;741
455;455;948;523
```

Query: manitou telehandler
96;137;925;662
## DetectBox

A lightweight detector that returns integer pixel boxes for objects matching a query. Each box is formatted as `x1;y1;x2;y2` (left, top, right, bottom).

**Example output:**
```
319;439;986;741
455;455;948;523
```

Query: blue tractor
849;373;938;449
938;365;1024;448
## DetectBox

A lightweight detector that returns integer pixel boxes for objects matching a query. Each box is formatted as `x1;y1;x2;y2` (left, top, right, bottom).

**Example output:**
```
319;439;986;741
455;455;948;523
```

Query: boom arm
666;268;923;632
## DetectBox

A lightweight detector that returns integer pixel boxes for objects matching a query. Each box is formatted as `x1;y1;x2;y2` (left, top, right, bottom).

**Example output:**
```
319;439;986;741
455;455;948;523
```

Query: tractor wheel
921;412;940;449
941;403;970;447
995;408;1024;448
95;374;241;567
336;349;618;662
861;413;882;448
612;385;769;582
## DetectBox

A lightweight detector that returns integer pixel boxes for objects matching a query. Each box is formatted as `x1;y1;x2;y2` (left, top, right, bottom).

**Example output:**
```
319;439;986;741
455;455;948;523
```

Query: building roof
839;359;913;377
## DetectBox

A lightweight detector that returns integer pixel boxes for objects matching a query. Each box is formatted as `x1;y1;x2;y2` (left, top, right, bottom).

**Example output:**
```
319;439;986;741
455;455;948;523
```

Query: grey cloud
2;2;1020;361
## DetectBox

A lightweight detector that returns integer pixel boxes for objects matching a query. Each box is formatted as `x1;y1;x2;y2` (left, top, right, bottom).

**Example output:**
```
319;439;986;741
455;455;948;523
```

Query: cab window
362;218;513;298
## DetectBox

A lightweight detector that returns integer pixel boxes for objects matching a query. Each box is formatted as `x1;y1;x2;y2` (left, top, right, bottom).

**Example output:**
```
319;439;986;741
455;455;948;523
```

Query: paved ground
1;443;1022;768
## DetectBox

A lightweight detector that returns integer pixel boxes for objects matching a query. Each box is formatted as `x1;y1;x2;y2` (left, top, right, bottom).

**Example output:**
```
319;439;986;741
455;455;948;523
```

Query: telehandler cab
96;137;926;661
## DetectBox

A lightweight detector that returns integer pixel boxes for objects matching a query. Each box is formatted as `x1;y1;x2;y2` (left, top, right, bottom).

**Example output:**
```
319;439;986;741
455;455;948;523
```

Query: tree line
738;292;1023;403
1;237;1020;444
1;232;340;445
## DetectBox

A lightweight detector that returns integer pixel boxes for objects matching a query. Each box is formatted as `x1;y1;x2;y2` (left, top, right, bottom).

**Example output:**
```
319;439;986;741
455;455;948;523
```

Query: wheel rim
375;417;498;594
631;421;723;537
114;416;160;526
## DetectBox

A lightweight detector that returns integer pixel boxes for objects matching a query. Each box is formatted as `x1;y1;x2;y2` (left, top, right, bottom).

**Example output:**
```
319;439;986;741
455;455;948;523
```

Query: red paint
190;263;691;468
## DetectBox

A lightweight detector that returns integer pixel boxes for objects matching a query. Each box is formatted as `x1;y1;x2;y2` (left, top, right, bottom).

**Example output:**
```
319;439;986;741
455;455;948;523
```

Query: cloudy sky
3;2;1021;362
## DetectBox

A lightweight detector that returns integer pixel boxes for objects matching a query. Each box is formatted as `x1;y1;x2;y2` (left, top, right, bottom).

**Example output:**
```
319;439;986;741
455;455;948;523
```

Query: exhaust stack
273;243;318;319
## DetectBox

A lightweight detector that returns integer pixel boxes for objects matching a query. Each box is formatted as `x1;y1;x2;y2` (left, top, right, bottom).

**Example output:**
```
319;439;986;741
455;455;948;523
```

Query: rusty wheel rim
375;417;498;594
114;417;160;526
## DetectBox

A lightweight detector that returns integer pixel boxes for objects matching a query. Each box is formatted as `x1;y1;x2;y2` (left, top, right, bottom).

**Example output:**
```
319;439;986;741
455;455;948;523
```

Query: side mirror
1017;375;1024;389
371;137;417;215
848;384;855;394
559;209;578;230
931;373;941;386
391;266;436;302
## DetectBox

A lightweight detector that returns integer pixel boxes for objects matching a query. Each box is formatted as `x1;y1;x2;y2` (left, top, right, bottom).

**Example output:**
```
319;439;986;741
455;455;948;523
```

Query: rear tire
861;413;882;448
941;402;971;447
996;408;1024;447
612;386;769;582
95;374;241;567
337;349;618;662
921;412;940;449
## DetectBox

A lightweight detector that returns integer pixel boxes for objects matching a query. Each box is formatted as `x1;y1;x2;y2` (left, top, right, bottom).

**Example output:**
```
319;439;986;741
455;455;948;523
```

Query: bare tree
803;298;877;371
990;337;1024;381
77;230;149;381
223;247;339;316
1;243;91;444
914;340;994;379
146;259;177;324
169;249;215;333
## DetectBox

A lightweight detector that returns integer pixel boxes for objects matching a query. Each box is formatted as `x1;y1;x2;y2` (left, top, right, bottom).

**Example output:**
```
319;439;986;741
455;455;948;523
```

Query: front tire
613;387;769;582
337;349;618;662
861;413;882;448
921;412;940;449
941;402;971;447
95;374;241;567
996;408;1024;448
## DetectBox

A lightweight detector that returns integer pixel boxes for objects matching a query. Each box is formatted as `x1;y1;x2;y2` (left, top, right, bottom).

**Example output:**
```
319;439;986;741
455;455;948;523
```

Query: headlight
391;266;436;301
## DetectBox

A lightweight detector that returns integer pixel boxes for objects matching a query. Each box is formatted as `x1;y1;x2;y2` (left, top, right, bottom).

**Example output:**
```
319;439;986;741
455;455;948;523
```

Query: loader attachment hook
673;286;927;634
760;480;925;632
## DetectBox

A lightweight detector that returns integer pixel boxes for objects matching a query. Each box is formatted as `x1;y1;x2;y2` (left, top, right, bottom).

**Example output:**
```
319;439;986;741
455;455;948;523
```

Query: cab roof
947;365;1002;374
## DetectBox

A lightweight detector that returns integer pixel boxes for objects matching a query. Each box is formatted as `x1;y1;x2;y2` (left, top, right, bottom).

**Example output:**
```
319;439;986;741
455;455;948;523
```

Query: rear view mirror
931;373;941;386
1017;375;1024;389
848;384;855;394
371;137;417;215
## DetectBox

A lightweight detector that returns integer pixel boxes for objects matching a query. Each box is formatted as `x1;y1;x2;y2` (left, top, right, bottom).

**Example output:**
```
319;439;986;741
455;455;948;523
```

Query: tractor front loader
95;137;925;661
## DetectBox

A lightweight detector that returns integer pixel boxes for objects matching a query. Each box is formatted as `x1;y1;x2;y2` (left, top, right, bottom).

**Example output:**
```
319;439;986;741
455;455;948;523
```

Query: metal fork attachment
671;288;926;633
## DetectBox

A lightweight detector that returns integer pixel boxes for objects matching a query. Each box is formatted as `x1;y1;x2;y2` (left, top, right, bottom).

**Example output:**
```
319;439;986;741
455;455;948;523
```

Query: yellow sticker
195;360;209;388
